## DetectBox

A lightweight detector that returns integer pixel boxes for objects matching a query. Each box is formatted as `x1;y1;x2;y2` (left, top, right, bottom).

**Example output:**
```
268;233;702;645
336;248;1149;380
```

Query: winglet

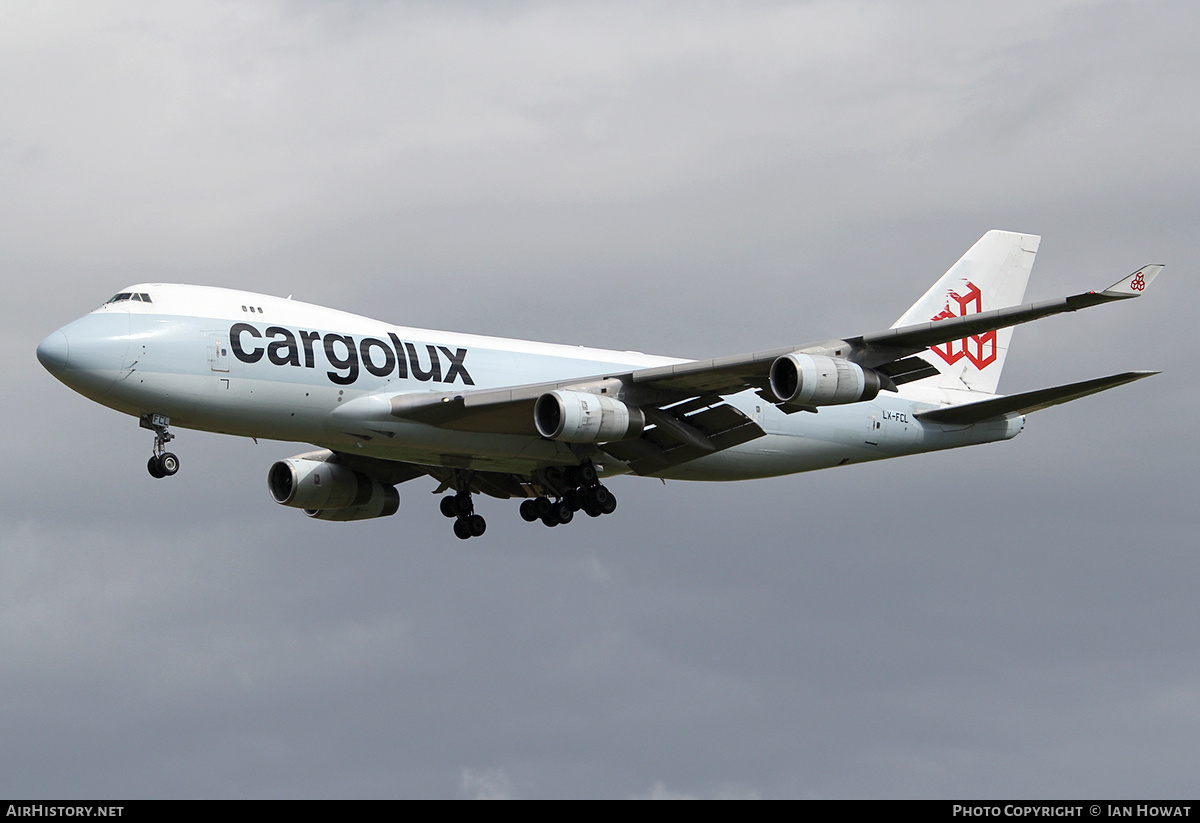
1102;265;1163;298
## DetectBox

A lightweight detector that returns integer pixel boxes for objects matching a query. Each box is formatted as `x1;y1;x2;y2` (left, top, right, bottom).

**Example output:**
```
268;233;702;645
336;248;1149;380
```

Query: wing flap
602;403;764;475
876;355;942;386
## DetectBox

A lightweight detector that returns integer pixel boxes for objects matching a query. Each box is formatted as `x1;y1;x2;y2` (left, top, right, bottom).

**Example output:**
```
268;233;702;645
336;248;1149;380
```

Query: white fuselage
38;284;1024;481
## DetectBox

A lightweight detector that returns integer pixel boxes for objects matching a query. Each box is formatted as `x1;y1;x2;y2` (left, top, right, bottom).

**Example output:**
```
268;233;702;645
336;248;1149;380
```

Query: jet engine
534;390;645;443
268;455;400;521
768;353;882;408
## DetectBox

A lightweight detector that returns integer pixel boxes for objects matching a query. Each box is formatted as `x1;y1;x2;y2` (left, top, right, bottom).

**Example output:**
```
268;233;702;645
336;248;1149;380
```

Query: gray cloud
3;0;1196;798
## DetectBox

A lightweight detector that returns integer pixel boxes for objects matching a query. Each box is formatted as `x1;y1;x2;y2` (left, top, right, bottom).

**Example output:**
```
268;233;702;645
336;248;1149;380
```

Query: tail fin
893;230;1041;394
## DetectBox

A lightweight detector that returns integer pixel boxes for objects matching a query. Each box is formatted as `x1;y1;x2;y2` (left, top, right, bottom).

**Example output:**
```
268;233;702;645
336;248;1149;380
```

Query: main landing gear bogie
436;460;616;539
520;461;617;528
441;491;487;540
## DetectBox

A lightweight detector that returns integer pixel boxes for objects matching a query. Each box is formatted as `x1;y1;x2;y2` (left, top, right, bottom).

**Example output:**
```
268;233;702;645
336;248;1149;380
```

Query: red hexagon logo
930;281;997;369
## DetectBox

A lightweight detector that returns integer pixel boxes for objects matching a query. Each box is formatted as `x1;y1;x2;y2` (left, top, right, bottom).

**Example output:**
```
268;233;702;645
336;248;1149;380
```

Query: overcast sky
2;0;1197;799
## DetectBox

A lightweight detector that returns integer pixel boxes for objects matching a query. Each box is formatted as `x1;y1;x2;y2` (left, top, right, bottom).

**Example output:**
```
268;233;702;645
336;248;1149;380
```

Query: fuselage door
865;410;882;446
866;405;915;448
208;335;230;372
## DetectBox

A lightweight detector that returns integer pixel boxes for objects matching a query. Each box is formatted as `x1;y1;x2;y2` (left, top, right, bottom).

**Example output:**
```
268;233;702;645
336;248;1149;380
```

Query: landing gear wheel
147;456;165;479
587;485;611;508
158;452;180;477
467;514;487;537
520;499;539;522
553;502;574;525
578;463;598;485
599;492;616;515
440;496;459;518
453;519;471;540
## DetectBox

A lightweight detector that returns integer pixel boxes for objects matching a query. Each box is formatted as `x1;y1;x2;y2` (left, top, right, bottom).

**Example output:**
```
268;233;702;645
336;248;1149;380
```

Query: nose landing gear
141;414;179;479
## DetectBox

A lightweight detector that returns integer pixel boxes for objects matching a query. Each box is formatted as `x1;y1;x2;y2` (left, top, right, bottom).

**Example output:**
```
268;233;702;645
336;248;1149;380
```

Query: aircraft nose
37;330;70;373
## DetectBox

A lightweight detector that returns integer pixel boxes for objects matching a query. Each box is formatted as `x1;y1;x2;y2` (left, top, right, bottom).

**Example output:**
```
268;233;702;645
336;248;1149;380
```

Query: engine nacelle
268;455;400;520
768;353;882;408
534;390;645;443
305;483;400;521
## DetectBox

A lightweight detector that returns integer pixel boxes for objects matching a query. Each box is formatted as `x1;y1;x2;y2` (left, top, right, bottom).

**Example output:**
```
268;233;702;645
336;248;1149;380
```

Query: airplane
36;230;1160;539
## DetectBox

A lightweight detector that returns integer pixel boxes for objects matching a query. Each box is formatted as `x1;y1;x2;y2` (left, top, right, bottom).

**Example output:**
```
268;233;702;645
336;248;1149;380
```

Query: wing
334;265;1161;475
626;264;1163;393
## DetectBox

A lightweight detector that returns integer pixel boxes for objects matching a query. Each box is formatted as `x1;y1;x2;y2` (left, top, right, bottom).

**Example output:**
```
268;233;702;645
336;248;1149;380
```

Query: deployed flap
915;371;1158;425
601;402;764;476
876;355;942;386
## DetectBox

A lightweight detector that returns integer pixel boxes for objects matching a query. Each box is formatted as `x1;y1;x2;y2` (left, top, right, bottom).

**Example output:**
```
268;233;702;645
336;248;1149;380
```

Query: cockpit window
105;292;153;304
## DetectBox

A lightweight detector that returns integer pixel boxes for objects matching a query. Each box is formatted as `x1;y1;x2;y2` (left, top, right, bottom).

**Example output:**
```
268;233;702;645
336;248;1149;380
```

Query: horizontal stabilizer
915;371;1159;425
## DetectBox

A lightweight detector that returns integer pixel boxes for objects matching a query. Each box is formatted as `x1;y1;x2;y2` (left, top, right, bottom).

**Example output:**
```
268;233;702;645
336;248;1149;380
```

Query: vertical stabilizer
893;230;1041;394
